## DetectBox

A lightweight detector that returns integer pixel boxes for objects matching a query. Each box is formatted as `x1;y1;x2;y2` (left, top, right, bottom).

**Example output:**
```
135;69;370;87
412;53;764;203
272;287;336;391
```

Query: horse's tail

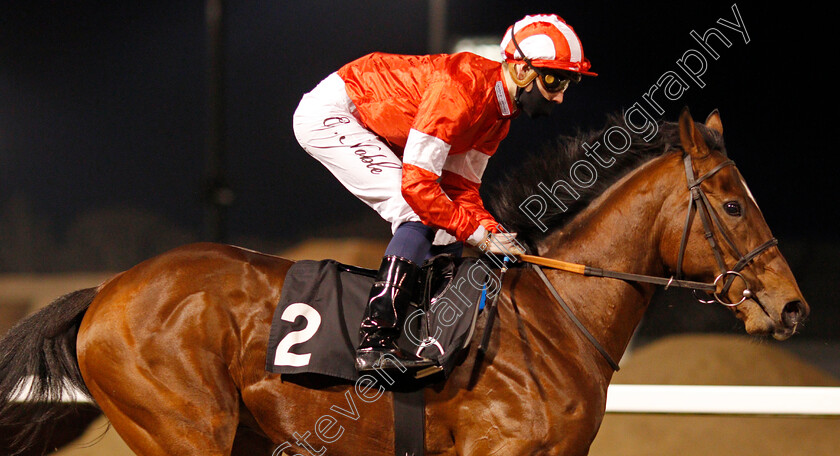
0;287;100;454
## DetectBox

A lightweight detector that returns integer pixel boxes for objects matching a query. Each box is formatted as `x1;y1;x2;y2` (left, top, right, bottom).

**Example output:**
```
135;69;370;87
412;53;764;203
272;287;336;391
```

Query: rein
518;254;716;292
515;152;779;371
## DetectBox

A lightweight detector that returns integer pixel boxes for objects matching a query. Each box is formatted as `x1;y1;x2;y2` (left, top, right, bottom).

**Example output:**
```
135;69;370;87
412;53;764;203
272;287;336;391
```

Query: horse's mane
488;112;725;250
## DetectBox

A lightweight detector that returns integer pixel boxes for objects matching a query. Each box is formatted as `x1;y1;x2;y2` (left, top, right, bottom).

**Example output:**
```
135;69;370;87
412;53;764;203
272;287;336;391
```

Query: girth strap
393;390;425;456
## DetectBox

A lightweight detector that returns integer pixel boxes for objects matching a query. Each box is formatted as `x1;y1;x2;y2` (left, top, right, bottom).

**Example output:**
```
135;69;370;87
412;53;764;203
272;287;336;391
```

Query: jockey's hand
467;227;525;256
484;232;526;255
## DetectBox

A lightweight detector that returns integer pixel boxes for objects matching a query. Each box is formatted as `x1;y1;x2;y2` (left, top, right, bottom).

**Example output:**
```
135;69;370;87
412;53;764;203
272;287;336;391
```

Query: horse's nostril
782;300;806;327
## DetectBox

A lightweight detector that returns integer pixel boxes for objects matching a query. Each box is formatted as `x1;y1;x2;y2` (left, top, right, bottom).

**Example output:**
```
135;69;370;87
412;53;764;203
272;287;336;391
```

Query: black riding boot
356;255;435;373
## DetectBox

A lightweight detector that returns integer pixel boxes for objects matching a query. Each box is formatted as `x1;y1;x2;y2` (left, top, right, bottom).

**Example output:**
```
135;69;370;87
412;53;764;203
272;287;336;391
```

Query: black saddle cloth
265;254;493;383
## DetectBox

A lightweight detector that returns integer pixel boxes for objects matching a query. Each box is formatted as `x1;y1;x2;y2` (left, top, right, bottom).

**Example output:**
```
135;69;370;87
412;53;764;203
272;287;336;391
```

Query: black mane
487;112;725;250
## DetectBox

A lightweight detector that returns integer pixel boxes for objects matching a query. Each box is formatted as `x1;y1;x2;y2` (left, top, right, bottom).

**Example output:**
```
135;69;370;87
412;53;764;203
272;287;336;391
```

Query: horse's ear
678;107;710;158
705;109;723;135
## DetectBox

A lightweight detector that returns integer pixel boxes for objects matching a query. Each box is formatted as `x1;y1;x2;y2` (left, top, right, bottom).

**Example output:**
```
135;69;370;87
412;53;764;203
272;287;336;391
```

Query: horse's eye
724;201;742;217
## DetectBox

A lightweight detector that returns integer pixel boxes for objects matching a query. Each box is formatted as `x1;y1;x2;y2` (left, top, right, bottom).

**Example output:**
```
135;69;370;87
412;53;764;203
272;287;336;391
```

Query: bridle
674;151;778;307
522;151;779;306
516;150;780;370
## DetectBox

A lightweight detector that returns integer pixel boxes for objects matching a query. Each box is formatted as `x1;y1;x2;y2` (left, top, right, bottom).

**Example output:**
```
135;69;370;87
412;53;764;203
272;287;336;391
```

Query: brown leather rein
516;153;779;371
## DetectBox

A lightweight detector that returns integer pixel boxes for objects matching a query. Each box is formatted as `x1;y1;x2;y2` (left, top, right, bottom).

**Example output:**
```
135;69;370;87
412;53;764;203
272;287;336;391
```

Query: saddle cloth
265;254;493;382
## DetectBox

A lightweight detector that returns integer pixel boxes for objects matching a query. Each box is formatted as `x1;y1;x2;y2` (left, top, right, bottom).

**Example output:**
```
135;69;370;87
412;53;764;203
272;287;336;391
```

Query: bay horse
0;109;808;455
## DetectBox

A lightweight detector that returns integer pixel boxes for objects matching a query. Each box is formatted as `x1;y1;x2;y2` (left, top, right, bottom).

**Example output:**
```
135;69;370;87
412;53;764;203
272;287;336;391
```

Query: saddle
264;254;497;456
265;253;493;385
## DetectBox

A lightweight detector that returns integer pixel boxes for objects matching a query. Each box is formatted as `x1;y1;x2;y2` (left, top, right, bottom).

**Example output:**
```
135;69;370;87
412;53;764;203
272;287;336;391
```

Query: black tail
0;287;100;455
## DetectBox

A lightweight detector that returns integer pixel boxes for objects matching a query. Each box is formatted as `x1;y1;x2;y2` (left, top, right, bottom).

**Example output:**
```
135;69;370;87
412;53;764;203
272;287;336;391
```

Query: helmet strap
504;62;538;88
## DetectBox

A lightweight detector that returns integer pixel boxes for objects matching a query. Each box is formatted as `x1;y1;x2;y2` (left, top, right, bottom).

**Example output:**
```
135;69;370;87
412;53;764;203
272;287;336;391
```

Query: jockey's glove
473;230;526;256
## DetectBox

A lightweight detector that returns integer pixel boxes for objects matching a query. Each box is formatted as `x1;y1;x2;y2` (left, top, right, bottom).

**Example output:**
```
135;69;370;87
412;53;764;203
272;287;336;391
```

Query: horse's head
659;108;808;340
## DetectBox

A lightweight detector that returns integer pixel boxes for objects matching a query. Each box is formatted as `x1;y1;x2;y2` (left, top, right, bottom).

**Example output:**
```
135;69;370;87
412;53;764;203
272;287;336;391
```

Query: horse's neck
532;153;679;375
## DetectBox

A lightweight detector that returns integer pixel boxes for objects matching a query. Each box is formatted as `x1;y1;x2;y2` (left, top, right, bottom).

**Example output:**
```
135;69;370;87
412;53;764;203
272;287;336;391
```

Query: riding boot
356;255;435;373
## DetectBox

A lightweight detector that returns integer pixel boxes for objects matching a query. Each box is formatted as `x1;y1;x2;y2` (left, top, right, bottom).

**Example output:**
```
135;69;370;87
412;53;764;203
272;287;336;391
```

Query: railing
9;377;840;416
605;384;840;416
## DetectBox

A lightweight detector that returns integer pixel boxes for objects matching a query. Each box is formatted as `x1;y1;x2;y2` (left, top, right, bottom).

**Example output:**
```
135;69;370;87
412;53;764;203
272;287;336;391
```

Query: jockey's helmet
500;14;596;79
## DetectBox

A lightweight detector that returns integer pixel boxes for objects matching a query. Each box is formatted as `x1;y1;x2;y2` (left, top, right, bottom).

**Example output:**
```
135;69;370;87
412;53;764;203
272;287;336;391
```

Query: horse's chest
427;384;603;455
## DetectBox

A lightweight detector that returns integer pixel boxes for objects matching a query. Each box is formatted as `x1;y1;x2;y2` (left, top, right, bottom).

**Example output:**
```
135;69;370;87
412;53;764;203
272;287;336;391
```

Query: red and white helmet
500;14;596;76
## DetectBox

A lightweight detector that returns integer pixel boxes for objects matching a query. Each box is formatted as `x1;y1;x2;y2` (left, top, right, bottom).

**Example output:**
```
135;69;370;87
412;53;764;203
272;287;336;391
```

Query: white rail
9;379;840;416
605;384;840;416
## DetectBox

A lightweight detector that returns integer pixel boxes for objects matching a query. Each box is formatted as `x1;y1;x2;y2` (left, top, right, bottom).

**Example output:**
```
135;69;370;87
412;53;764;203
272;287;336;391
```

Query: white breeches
293;72;420;234
293;72;456;245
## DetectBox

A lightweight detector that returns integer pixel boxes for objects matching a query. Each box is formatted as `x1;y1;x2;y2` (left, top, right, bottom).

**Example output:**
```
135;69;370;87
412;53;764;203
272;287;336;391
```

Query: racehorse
0;109;808;455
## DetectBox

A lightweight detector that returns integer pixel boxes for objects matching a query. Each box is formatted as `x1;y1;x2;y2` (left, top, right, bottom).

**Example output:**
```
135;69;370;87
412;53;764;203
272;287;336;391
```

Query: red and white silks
294;52;517;245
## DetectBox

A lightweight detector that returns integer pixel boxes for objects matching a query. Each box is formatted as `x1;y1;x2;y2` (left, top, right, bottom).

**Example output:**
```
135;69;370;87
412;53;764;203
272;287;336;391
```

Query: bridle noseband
675;152;778;307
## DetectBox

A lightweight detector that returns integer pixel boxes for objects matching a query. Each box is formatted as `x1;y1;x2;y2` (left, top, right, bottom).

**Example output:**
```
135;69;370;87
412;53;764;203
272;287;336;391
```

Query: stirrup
355;346;435;374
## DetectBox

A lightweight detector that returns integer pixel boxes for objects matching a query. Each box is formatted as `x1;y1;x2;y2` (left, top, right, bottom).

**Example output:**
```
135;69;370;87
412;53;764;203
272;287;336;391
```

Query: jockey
293;14;596;374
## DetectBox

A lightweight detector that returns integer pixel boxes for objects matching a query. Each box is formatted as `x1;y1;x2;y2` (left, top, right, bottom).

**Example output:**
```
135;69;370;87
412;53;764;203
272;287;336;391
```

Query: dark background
1;2;837;340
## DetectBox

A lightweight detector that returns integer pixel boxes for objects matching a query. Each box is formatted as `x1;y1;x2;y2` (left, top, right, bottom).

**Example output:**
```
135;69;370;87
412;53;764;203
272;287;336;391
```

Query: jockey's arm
439;166;499;233
401;148;487;244
400;81;505;246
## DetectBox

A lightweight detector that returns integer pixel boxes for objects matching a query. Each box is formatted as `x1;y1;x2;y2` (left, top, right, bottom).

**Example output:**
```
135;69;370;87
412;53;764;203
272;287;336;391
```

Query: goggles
534;68;574;93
